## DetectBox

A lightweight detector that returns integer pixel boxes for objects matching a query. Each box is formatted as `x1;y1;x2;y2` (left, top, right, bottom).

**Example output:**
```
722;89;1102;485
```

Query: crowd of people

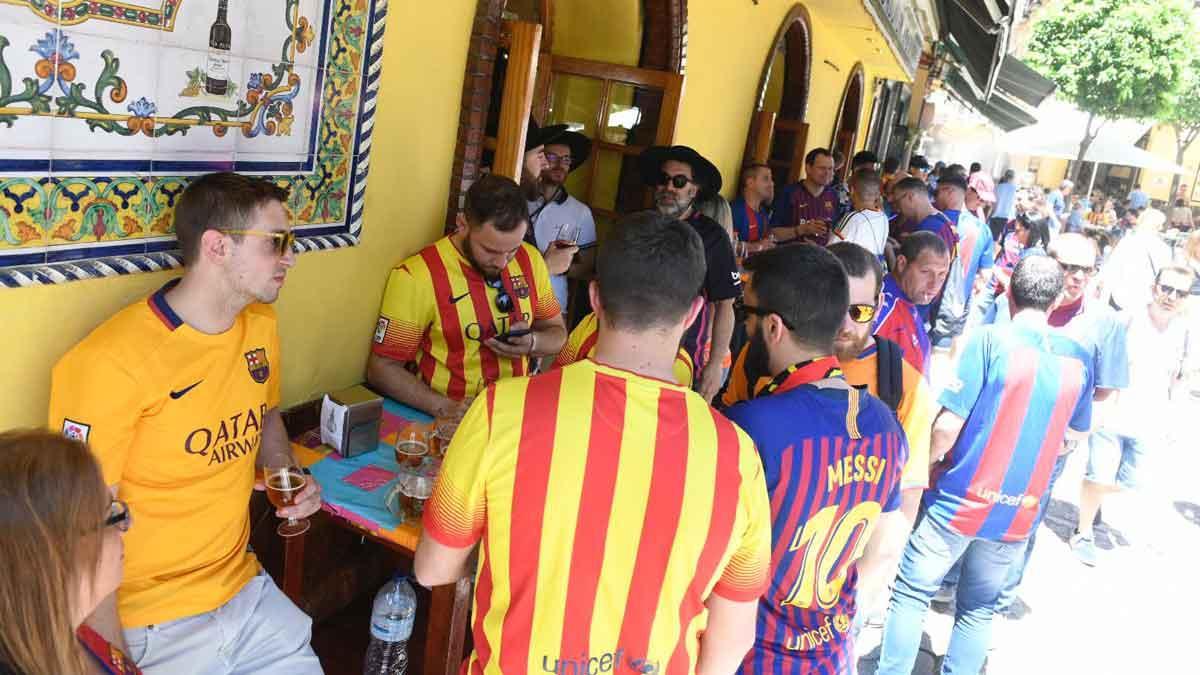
2;119;1199;675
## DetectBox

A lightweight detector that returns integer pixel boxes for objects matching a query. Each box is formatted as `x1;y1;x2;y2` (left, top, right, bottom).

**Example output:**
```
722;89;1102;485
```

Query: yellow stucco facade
0;0;911;429
1139;124;1200;204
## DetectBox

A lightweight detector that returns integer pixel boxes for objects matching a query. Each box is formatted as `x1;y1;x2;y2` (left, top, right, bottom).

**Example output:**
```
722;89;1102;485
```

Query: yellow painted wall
554;0;641;66
0;0;903;430
1034;158;1070;190
0;1;476;429
678;2;884;198
1140;124;1200;204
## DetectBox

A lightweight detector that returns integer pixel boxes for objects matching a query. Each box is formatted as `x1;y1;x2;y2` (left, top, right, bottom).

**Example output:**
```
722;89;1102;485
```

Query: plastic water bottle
363;575;415;675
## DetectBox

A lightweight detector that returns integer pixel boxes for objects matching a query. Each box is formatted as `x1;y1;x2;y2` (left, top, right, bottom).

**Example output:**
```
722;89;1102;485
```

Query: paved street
856;393;1200;674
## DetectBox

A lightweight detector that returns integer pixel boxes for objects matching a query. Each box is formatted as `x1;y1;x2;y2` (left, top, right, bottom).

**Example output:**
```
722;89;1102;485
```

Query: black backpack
873;336;904;412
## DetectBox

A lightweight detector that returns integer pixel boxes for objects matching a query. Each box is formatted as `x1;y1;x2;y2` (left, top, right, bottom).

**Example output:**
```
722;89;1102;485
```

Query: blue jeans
876;515;1026;675
942;452;1070;612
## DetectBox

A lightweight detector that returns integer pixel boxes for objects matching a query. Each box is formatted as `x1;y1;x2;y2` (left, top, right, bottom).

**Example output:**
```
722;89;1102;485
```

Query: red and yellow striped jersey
423;360;772;674
553;312;696;387
372;236;560;401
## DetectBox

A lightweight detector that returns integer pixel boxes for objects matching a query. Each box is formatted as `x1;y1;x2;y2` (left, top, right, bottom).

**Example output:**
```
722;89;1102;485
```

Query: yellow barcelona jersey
423;360;772;672
49;279;281;628
372;236;560;401
553;312;696;388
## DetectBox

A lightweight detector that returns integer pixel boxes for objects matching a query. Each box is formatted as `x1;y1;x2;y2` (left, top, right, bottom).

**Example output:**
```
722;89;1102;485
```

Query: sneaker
1070;531;1098;566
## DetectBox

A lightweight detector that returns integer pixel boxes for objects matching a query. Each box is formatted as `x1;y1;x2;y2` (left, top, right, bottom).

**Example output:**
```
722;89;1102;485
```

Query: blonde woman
0;430;135;675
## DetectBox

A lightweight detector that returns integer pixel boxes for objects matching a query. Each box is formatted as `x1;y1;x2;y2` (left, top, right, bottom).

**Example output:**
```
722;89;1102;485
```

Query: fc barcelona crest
510;275;531;299
245;348;270;384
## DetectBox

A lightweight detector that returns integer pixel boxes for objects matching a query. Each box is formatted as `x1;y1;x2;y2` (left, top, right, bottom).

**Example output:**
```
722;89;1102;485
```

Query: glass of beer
396;471;434;522
264;460;310;537
394;430;428;469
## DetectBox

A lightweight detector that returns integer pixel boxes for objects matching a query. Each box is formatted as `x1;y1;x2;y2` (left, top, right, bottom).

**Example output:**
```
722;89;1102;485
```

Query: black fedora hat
543;129;591;172
526;118;568;151
637;145;723;198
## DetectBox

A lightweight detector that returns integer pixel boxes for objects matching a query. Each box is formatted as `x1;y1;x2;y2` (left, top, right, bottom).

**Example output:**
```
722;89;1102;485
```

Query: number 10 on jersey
780;501;882;609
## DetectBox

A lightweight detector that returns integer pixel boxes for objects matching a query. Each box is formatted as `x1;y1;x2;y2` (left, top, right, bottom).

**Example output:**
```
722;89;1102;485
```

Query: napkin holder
321;385;382;458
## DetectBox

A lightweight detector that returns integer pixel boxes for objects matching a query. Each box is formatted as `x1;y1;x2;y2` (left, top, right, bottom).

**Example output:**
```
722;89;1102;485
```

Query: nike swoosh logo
447;291;471;304
170;380;203;400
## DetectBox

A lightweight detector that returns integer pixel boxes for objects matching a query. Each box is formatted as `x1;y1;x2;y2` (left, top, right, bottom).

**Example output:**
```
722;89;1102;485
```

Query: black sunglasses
486;278;513;313
1059;262;1095;276
743;304;795;330
657;173;695;189
1157;283;1189;300
105;498;132;532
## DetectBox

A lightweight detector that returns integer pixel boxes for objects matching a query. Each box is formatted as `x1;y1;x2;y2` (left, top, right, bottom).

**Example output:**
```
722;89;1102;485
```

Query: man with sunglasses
527;130;596;317
727;245;909;674
369;174;566;418
415;213;771;672
639;145;741;402
50;172;323;673
1070;264;1197;565
829;242;935;522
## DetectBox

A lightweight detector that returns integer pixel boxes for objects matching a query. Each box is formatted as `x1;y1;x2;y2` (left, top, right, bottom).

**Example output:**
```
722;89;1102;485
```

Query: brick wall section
445;0;505;234
444;0;687;232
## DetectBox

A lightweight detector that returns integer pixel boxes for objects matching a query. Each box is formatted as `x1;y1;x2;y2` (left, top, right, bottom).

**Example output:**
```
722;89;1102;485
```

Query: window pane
591;150;624;212
604;83;663;146
548;75;604;139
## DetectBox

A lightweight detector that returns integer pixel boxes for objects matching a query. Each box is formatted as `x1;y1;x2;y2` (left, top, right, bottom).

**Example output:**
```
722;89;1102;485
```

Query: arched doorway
830;63;865;181
444;0;688;230
744;4;813;187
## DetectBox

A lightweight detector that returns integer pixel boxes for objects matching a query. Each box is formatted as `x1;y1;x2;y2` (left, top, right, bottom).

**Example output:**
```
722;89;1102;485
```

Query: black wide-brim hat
545;129;591;172
526;118;569;151
637;145;723;198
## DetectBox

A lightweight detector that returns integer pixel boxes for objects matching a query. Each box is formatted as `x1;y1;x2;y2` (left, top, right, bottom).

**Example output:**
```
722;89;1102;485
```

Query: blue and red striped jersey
874;274;930;377
928;319;1093;542
726;358;908;675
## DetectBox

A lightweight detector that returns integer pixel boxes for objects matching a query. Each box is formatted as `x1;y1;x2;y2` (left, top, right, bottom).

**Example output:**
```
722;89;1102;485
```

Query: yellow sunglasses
221;229;296;256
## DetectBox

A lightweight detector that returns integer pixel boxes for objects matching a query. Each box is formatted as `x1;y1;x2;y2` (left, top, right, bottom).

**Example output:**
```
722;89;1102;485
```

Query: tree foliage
1026;0;1193;122
1025;0;1194;181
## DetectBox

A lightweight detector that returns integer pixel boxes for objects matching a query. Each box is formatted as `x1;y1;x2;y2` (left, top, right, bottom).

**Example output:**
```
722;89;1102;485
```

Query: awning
1004;123;1189;174
939;0;1013;97
994;56;1056;108
944;69;1037;132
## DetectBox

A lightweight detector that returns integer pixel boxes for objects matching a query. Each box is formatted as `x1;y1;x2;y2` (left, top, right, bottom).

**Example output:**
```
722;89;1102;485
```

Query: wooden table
280;515;471;675
279;401;472;675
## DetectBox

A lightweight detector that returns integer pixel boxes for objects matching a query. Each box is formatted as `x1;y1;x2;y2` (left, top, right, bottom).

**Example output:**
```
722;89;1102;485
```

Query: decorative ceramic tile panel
0;0;388;286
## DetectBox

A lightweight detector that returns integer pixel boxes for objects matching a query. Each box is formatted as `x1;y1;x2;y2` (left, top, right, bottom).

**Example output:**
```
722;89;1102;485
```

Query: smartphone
497;328;532;344
576;241;598;251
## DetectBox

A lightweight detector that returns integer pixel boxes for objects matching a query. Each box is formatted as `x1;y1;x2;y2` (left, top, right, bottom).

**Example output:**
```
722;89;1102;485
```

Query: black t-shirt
681;212;741;371
688;212;741;302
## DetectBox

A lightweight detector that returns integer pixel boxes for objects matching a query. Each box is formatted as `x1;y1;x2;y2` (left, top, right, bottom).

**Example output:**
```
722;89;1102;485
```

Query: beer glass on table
396;471;434;522
394;430;429;469
264;459;310;537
